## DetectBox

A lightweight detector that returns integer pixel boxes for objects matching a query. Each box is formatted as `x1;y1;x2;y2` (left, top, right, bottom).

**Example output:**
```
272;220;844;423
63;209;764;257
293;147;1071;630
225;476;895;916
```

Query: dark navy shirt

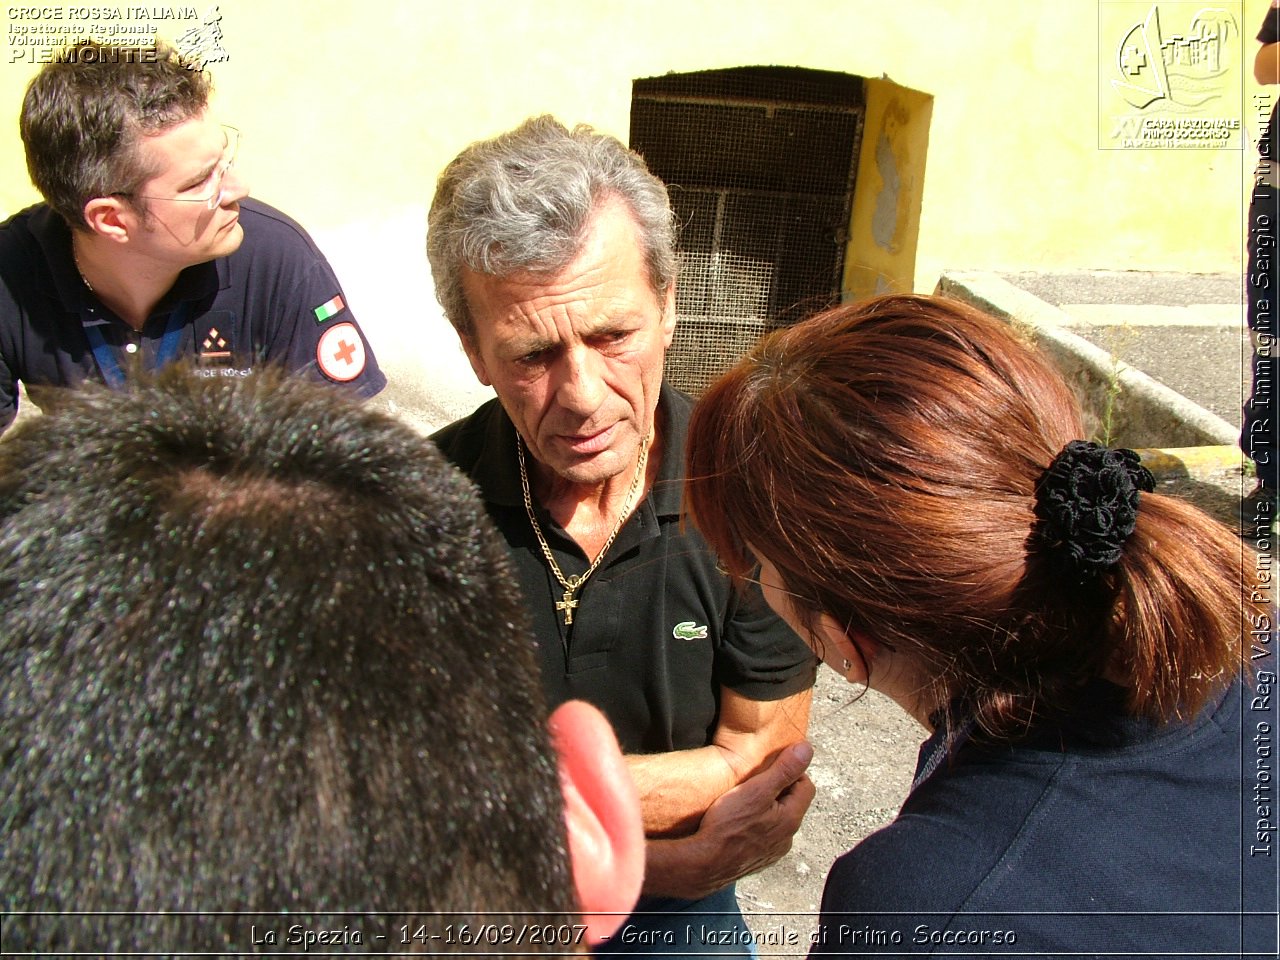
0;199;385;429
432;383;817;755
812;675;1277;958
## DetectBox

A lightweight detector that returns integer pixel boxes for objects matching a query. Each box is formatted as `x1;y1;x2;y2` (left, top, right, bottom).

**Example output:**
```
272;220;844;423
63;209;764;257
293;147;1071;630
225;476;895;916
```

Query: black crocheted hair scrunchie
1033;440;1155;578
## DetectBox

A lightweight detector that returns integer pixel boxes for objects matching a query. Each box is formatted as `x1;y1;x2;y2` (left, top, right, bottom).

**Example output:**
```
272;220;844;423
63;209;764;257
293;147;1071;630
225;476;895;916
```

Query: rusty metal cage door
630;66;864;395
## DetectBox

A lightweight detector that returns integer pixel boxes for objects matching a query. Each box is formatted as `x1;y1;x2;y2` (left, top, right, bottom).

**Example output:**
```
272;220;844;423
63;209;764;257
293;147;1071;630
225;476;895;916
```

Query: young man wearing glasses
0;40;385;430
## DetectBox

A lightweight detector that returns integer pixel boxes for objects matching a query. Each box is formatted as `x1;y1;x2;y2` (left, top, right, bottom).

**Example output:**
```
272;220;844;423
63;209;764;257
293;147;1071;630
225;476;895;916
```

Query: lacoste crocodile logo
672;621;708;641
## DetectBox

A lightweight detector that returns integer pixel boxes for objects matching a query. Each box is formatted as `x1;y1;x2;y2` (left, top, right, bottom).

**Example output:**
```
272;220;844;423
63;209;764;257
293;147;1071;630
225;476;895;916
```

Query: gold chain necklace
71;238;94;292
517;429;653;626
74;259;95;292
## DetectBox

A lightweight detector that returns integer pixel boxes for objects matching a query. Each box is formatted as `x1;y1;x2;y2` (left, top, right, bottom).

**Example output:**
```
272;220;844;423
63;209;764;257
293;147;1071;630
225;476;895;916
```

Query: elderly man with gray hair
429;116;817;954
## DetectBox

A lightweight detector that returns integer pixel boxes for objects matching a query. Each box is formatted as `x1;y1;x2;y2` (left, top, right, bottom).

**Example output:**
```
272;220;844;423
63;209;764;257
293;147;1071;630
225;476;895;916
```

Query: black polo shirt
433;382;817;755
0;199;385;429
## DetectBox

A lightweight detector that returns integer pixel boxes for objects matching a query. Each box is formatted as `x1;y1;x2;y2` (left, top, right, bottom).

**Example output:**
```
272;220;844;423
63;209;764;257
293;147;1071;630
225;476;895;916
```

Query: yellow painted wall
0;0;1266;295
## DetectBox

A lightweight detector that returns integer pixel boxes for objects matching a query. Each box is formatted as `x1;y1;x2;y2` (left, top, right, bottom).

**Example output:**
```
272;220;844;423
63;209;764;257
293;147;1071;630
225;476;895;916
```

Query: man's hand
627;687;812;837
642;741;816;900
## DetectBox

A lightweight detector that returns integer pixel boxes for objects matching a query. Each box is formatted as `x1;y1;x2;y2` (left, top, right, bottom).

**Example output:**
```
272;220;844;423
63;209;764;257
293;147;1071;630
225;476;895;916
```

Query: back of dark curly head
0;367;575;951
686;294;1244;740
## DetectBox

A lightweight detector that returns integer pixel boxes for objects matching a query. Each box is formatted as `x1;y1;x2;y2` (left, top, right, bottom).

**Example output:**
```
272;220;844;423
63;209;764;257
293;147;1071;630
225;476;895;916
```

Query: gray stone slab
1000;270;1241;307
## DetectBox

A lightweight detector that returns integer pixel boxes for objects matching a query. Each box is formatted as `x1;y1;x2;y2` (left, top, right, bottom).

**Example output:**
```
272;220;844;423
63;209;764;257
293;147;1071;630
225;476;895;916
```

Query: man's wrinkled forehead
472;195;658;289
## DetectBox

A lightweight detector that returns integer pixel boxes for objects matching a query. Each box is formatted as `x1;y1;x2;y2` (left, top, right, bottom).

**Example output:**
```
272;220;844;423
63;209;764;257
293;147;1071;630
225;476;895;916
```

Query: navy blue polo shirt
811;676;1272;958
432;382;817;755
0;199;385;429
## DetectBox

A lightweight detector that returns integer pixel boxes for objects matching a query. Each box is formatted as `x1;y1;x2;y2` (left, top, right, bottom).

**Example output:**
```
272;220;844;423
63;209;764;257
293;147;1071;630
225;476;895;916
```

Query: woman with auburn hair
686;294;1268;956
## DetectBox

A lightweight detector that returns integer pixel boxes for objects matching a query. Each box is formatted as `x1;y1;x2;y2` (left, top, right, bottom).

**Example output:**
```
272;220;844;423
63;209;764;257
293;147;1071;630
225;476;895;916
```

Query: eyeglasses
115;125;241;211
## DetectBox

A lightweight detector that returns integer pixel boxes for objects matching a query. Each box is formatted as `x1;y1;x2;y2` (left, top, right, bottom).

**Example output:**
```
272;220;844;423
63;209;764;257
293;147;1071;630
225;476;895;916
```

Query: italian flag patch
313;295;345;323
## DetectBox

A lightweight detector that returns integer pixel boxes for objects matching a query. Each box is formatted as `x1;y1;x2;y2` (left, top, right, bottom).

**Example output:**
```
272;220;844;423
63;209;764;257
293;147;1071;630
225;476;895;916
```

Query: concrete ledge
1133;445;1242;481
938;271;1239;450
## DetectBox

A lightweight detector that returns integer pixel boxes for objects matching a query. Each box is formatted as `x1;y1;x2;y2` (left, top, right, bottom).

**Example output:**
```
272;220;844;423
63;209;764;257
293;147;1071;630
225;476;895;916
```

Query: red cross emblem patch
316;322;366;382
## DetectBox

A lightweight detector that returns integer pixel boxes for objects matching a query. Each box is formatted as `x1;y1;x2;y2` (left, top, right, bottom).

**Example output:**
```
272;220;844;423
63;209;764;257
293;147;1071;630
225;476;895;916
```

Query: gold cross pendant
556;588;579;626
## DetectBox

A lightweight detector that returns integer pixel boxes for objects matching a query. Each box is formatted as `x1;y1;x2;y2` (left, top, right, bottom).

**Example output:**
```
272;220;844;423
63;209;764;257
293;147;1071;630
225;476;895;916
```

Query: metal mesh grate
631;67;864;395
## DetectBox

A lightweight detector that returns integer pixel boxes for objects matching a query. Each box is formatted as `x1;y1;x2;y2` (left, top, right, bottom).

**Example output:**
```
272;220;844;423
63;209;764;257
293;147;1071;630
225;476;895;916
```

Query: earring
841;658;852;672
